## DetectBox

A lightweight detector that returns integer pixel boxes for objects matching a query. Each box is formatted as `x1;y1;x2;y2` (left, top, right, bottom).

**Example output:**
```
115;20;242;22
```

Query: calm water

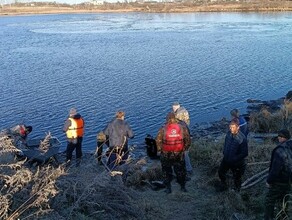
0;12;291;152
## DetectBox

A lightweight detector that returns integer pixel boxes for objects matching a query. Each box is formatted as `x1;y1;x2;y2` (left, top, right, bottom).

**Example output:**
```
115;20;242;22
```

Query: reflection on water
0;12;291;151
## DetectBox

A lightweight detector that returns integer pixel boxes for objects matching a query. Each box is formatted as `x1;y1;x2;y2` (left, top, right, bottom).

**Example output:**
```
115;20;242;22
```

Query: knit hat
172;102;180;107
69;108;77;116
278;129;291;140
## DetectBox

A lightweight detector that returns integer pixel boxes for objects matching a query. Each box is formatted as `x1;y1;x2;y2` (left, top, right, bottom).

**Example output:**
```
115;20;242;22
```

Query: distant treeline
2;0;292;13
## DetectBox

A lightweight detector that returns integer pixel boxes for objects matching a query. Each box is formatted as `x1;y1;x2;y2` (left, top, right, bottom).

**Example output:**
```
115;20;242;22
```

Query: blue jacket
238;116;249;137
267;140;292;184
223;131;248;165
104;118;134;149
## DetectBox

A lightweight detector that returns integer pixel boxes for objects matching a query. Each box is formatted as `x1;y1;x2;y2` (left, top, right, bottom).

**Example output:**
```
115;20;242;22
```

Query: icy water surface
0;12;291;151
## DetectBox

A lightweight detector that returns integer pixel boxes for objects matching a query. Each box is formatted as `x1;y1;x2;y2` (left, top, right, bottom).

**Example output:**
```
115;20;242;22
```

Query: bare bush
0;133;65;220
49;156;148;219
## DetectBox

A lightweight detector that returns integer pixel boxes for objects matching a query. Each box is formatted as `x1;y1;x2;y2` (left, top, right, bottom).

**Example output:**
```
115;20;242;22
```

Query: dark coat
223;131;248;165
104;118;134;149
267;140;292;184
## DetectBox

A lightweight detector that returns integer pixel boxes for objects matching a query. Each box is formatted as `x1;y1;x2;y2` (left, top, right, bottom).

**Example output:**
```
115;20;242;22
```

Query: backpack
145;134;158;159
162;123;184;152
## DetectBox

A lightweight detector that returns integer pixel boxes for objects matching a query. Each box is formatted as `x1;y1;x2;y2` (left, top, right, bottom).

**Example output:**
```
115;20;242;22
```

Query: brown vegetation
1;116;291;219
1;1;292;16
0;96;291;219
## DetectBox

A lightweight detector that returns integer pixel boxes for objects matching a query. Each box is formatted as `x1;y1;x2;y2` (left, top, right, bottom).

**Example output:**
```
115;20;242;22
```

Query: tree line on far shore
1;1;292;13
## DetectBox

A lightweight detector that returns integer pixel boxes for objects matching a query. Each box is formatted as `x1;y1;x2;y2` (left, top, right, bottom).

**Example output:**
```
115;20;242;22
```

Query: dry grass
249;109;283;133
0;131;153;219
55;164;138;219
0;132;65;220
1;107;291;220
0;129;161;219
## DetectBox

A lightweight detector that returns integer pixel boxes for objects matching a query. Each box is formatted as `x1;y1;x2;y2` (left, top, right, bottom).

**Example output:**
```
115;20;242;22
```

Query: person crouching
156;112;191;194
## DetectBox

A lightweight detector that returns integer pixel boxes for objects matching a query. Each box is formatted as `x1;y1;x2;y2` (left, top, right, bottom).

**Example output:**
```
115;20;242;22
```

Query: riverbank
1;1;292;16
1;91;291;219
0;126;280;219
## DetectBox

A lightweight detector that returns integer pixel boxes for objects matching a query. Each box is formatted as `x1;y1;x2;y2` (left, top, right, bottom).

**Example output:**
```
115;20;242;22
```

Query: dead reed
0;132;65;220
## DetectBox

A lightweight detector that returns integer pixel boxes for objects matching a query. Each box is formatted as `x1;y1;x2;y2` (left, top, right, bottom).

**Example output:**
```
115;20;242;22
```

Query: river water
0;12;291;152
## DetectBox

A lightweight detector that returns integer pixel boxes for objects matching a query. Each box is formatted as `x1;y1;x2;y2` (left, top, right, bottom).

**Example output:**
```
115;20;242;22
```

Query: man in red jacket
156;112;191;194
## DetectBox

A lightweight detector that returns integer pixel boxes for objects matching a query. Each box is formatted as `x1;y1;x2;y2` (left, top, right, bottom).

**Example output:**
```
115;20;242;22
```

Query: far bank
1;1;292;16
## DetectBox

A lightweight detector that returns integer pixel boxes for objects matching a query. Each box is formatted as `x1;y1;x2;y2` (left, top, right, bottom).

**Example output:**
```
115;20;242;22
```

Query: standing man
218;119;248;192
104;110;134;170
63;108;84;167
156;112;191;194
265;129;292;220
172;102;193;178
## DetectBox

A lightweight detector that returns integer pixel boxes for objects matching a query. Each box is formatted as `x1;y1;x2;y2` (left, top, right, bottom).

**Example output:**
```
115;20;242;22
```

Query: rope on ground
241;168;269;190
247;161;270;166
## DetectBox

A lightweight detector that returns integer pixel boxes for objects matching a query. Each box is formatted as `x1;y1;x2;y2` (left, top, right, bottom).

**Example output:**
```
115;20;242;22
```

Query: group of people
219;91;292;220
61;91;291;219
63;108;134;169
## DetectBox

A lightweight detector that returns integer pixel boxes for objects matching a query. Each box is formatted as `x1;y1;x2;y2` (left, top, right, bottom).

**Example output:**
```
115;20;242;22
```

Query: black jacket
223;131;248;165
267;140;292;184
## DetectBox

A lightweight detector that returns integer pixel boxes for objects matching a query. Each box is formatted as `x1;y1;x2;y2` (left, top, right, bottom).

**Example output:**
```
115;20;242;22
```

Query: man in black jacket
218;119;248;192
265;129;292;220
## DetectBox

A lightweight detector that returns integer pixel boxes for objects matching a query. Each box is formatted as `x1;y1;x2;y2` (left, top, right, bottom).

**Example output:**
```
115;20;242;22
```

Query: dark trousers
96;140;109;162
160;152;186;188
218;159;246;190
66;137;83;161
264;183;291;220
107;147;129;170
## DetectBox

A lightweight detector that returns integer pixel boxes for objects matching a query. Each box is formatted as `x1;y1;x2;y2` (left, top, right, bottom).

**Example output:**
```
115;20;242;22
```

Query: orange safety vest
162;123;184;152
66;118;84;138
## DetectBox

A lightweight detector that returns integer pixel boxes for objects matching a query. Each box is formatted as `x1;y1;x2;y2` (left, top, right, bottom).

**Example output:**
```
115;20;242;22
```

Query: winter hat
172;102;180;112
172;102;180;107
69;108;77;116
278;129;291;140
